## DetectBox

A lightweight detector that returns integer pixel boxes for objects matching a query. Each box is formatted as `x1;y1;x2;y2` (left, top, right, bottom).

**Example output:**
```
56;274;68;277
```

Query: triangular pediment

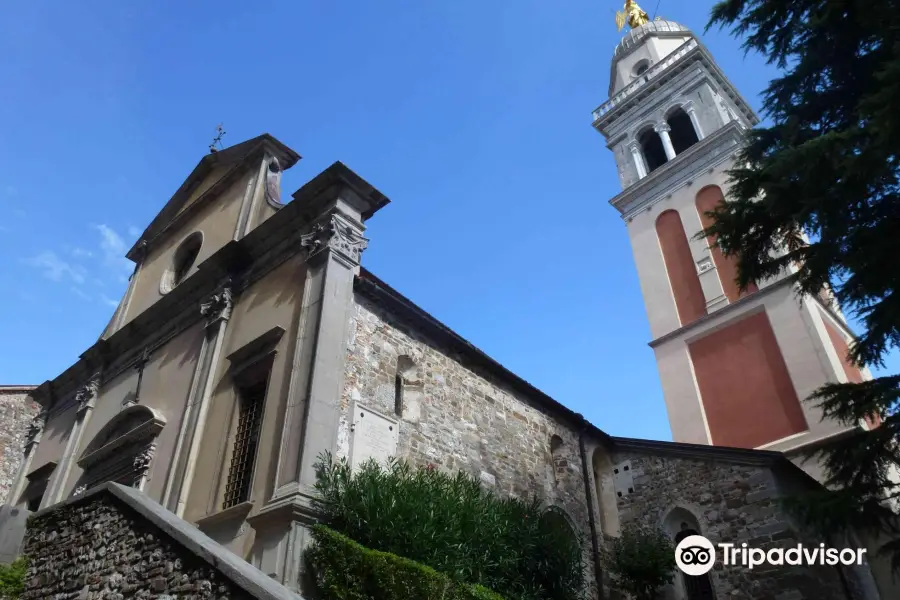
125;134;300;261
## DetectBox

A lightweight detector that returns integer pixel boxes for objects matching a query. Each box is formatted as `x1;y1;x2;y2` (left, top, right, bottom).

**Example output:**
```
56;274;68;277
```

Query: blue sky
1;1;895;442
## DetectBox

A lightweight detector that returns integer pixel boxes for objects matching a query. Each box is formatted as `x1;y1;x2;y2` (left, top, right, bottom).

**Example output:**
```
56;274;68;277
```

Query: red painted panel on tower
689;310;808;448
695;186;758;302
656;210;707;325
820;311;881;428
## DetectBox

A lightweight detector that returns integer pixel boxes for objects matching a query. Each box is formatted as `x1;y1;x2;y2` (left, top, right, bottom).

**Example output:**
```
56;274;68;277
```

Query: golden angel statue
615;0;651;31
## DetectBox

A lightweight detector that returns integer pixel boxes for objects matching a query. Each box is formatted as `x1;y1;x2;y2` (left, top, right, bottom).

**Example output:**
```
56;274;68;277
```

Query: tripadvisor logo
675;534;867;575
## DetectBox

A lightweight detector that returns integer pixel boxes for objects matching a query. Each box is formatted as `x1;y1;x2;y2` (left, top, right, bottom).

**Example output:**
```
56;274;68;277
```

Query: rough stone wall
341;295;592;557
613;451;852;600
0;388;39;505
22;494;255;599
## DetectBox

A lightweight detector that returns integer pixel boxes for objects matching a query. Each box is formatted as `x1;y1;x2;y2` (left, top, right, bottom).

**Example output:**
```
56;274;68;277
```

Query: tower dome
614;19;691;58
608;18;694;95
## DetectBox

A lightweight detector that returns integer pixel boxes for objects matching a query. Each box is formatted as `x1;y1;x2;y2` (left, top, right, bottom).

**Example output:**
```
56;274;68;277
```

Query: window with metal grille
223;379;267;509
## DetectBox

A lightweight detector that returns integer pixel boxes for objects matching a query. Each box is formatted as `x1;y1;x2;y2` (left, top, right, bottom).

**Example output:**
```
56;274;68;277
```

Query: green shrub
313;453;585;600
0;557;28;599
602;524;675;600
307;525;505;600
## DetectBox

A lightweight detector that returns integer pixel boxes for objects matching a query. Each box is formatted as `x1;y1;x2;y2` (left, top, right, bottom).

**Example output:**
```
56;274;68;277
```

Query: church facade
4;14;894;600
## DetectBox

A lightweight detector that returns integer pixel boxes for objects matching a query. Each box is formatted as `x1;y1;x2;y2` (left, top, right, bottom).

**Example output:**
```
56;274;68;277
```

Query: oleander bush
0;557;27;600
311;453;585;600
307;524;505;600
602;524;675;600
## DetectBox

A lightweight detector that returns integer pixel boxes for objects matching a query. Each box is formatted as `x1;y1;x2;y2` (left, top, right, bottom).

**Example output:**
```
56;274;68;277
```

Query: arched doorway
673;525;715;600
664;507;715;600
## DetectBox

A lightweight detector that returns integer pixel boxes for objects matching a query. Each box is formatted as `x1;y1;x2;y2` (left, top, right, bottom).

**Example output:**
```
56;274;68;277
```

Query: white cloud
99;294;120;309
71;247;94;259
70;287;91;302
127;225;142;238
93;224;134;274
26;251;87;284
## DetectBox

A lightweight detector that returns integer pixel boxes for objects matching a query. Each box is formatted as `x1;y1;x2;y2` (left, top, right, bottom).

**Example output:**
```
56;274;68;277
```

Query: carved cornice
300;213;368;265
200;285;234;325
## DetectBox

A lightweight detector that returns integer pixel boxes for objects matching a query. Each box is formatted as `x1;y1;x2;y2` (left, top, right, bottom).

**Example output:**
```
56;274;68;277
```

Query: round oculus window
160;232;202;294
633;59;650;77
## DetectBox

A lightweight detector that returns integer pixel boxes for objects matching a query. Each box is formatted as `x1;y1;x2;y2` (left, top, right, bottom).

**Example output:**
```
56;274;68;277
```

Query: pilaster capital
25;409;48;450
627;140;642;153
75;372;101;415
200;284;234;326
682;100;697;114
300;213;369;267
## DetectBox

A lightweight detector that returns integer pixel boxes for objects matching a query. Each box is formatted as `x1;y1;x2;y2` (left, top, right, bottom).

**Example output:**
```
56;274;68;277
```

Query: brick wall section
613;451;852;600
341;295;592;554
23;494;256;599
0;388;39;504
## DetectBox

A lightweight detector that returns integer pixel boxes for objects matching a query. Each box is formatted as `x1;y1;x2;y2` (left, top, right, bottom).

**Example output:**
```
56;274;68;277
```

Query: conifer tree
701;0;900;566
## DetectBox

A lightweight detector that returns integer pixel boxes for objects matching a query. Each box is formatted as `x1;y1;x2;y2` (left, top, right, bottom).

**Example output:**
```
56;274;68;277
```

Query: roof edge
354;268;600;433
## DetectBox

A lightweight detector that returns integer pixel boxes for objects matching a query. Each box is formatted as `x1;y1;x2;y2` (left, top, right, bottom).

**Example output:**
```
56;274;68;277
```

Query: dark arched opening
667;108;699;155
638;128;668;173
675;526;716;600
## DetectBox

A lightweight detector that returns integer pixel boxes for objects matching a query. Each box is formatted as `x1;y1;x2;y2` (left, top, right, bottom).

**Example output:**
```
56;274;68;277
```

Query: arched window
656;210;707;325
550;435;565;486
592;446;620;537
664;507;715;600
667;108;699;155
638;128;668;173
75;405;166;495
394;355;418;418
695;185;758;302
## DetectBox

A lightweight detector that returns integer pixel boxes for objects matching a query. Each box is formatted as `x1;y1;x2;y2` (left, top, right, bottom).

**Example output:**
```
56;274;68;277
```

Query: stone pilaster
248;194;373;592
43;373;100;507
162;283;234;517
8;407;47;506
628;141;648;179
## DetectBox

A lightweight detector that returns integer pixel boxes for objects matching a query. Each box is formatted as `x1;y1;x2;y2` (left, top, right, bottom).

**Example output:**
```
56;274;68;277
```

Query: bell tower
594;12;874;480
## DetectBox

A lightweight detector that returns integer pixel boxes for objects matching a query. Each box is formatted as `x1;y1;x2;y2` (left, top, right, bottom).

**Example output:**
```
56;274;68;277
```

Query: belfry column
248;191;374;593
655;123;677;160
628;141;648;179
684;102;704;139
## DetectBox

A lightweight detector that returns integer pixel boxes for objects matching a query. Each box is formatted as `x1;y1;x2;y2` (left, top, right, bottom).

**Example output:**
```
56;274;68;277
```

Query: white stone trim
176;315;230;518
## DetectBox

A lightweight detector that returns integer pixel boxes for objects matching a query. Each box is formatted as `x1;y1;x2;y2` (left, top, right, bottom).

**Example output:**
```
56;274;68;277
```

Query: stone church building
5;15;896;600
